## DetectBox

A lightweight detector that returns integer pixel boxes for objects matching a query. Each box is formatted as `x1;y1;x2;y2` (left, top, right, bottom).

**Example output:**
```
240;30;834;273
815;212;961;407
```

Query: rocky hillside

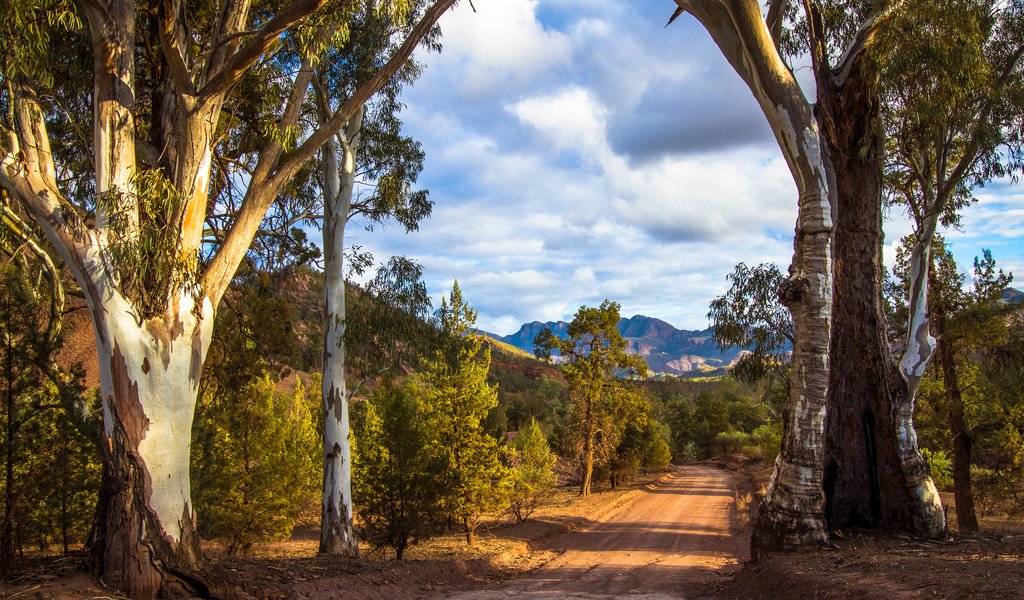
493;314;745;376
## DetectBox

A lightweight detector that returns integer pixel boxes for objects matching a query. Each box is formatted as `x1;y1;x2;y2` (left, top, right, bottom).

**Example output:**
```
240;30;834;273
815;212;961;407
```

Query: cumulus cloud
353;0;1023;335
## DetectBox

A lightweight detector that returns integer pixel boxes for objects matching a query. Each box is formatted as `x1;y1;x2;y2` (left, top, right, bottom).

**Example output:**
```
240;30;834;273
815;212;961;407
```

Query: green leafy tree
534;300;648;496
351;378;443;559
0;0;456;591
708;262;792;389
192;374;319;555
508;418;557;523
0;243;98;574
424;282;512;545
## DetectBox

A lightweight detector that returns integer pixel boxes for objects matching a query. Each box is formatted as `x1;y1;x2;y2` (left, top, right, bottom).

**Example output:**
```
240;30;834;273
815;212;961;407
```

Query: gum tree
313;3;433;554
668;0;945;553
879;0;1024;533
0;0;455;595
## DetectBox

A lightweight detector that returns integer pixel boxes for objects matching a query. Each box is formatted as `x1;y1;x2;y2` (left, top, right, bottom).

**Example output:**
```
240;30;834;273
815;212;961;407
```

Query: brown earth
439;464;744;599
3;462;1023;599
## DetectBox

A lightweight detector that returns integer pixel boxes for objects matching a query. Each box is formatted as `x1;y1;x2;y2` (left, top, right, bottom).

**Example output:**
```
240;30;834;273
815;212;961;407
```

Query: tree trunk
464;517;475;546
319;107;362;556
87;287;213;599
935;313;979;532
816;55;940;536
670;0;835;555
580;395;595;497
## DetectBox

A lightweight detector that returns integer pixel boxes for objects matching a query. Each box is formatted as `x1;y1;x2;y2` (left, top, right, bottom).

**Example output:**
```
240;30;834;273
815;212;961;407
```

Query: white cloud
359;0;1024;335
419;0;572;100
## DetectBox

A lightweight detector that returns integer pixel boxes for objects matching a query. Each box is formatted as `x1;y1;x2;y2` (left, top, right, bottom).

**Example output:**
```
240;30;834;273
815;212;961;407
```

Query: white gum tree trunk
319;106;364;555
895;211;945;536
672;0;833;553
2;0;457;594
88;273;214;597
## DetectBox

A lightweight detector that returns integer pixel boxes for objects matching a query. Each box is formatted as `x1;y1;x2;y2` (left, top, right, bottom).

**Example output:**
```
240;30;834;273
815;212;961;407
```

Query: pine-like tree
508;418;557;523
192;373;320;556
423;282;512;545
352;379;442;559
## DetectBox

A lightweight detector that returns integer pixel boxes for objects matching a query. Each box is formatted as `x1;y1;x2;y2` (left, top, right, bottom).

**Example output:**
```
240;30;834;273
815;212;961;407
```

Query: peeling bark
671;0;947;554
1;0;458;594
319;107;362;556
671;0;833;556
817;51;943;538
87;279;214;598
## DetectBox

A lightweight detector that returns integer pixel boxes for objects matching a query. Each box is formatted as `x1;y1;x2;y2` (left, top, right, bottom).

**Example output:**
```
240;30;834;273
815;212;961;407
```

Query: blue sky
346;0;1024;335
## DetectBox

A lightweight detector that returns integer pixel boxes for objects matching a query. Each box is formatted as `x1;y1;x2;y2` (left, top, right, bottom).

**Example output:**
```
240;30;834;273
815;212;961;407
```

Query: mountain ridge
489;314;745;376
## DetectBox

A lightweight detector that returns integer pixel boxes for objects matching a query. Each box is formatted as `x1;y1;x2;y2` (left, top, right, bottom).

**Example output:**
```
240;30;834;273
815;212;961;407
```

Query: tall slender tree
313;2;433;554
0;0;455;595
424;282;511;545
878;2;1024;532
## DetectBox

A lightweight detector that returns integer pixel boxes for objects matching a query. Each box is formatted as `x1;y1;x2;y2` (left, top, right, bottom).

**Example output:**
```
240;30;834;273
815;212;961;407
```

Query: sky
345;0;1024;336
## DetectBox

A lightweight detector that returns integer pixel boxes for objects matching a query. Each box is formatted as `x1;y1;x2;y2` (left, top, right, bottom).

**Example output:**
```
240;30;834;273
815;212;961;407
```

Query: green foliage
920;448;954;491
423;282;512;543
751;422;782;463
96;169;200;319
898;239;1024;517
0;0;81;88
345;257;436;392
194;283;321;555
708;262;791;411
352;379;443;559
534;300;648;494
508;419;557;523
192;374;320;555
880;0;1024;228
0;260;98;572
648;377;778;461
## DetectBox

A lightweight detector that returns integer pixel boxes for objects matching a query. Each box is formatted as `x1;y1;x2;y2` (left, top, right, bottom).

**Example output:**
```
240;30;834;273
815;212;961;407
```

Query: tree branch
202;0;456;308
199;0;334;98
157;0;197;96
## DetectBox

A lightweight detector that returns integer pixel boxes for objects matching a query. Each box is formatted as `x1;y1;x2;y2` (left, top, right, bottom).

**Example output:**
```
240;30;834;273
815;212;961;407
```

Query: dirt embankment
708;456;1024;600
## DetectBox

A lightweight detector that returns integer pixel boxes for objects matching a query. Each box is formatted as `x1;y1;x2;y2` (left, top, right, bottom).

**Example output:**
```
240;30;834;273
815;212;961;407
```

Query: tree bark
464;517;475;546
319;106;363;556
816;50;942;538
670;0;835;555
87;285;214;599
580;393;595;496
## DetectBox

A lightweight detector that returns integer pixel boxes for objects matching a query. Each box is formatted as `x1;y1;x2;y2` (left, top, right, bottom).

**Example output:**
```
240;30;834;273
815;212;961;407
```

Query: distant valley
488;315;745;376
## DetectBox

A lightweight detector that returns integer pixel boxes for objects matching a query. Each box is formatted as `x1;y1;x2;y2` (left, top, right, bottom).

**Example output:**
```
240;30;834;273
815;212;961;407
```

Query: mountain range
489;315;746;376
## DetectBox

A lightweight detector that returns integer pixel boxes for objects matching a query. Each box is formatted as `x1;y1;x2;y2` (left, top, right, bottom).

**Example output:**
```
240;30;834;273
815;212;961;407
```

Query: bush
751;422;782;462
508;419;557;522
352;380;443;559
713;430;752;455
921;447;953;492
192;375;320;555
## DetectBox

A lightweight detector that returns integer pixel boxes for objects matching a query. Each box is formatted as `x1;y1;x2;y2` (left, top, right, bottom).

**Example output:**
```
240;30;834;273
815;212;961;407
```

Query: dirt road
439;464;743;599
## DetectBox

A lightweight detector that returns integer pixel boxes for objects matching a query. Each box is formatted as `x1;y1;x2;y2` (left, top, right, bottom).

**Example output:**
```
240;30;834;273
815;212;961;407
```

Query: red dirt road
438;464;744;599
